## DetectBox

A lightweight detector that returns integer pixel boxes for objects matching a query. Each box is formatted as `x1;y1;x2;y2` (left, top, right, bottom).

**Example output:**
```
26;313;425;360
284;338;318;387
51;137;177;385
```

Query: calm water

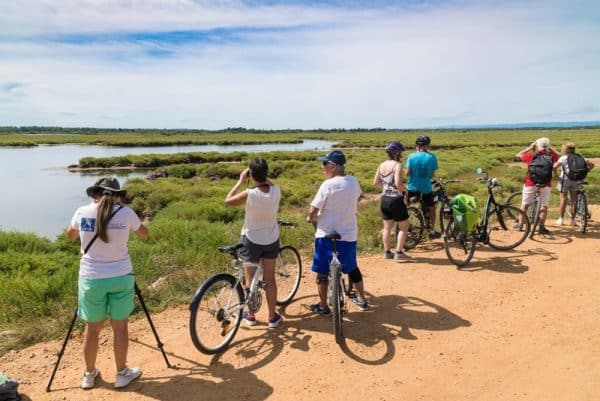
0;139;334;238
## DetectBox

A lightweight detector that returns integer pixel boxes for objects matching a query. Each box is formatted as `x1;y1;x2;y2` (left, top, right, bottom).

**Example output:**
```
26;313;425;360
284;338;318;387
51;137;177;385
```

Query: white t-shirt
70;202;142;279
242;184;281;245
311;175;361;242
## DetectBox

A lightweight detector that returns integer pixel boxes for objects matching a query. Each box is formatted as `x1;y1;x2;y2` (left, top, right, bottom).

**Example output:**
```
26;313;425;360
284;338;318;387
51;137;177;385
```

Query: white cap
536;137;550;149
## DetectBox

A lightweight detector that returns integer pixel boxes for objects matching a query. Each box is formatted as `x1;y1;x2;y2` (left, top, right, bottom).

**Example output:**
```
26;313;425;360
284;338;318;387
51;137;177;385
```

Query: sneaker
114;367;142;389
538;226;550;235
242;312;257;326
555;218;564;226
394;251;411;260
429;231;442;239
268;313;283;328
81;369;99;390
352;297;369;311
384;250;394;259
310;303;331;316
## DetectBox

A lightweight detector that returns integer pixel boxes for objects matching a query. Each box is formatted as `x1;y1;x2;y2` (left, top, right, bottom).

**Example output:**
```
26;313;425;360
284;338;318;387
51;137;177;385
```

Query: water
0;139;334;238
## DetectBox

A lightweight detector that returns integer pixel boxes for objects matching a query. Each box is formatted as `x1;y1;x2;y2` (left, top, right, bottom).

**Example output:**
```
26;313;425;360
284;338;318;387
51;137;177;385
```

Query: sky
0;0;599;129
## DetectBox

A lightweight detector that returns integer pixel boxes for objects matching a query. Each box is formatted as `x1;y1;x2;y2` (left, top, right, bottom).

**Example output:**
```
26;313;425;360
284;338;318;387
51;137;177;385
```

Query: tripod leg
134;282;172;368
46;307;78;392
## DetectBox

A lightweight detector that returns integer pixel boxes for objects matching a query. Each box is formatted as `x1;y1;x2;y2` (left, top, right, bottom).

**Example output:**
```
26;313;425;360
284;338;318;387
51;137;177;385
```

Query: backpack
566;154;588;181
450;194;478;233
528;153;553;185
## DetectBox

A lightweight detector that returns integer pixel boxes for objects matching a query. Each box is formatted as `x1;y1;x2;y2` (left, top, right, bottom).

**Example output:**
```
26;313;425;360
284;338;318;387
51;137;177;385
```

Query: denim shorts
311;238;358;275
78;274;135;323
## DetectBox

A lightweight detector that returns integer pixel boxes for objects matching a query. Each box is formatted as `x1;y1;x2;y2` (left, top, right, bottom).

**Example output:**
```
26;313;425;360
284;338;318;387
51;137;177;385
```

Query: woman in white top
373;142;410;260
225;159;282;328
66;177;148;390
553;142;595;225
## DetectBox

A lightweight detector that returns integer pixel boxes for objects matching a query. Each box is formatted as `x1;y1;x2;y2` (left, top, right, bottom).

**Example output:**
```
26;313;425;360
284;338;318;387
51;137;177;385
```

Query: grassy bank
1;130;599;355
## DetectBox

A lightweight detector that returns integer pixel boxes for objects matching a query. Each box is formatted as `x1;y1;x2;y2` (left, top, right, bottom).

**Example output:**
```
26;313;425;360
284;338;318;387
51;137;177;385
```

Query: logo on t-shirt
81;218;96;232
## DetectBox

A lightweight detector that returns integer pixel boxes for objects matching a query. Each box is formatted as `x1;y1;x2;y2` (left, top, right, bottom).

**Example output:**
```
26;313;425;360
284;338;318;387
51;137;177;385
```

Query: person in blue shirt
404;135;440;239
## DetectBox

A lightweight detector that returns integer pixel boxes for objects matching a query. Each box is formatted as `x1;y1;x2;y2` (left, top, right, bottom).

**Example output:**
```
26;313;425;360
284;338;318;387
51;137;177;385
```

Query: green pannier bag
450;194;478;233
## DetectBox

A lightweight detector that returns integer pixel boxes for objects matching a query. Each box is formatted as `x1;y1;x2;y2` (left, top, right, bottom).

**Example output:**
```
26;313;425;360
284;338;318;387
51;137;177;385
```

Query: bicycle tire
189;273;244;354
505;192;523;220
275;245;302;305
329;260;344;344
487;205;530;250
438;201;451;234
576;193;588;234
528;199;540;239
443;221;477;268
404;206;425;249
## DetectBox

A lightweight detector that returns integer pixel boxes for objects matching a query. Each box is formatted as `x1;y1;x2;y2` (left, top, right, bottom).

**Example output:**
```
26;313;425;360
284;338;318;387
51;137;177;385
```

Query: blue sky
0;0;599;129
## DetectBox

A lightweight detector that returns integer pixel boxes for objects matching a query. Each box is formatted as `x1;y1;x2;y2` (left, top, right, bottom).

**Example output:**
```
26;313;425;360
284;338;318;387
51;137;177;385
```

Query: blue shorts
311;238;358;275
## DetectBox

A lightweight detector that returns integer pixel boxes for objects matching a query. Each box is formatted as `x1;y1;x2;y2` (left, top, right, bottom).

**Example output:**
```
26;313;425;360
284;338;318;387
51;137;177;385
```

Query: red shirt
521;150;559;187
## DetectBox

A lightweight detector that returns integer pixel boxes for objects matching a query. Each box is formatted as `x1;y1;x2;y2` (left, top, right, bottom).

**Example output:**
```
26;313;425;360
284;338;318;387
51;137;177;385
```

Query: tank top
379;163;402;197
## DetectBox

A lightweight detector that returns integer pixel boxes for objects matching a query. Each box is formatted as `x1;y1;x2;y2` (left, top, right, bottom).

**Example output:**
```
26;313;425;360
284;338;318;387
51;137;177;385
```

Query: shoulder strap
83;206;123;254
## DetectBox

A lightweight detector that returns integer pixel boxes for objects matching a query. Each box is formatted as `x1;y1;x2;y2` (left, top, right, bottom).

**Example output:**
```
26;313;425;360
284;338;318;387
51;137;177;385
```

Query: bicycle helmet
385;141;404;153
415;135;431;146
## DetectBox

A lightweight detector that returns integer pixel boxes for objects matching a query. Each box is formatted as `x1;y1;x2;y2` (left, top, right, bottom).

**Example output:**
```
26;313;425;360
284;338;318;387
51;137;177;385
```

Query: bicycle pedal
258;281;268;289
347;290;357;299
220;319;233;336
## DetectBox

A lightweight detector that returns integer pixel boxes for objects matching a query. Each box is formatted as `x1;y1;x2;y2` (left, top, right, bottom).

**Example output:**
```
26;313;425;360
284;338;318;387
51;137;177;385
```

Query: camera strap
83;205;123;254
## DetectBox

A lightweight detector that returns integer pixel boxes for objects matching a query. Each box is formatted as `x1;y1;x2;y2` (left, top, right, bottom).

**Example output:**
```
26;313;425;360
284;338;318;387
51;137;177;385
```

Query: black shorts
239;236;280;264
407;191;435;208
380;195;409;222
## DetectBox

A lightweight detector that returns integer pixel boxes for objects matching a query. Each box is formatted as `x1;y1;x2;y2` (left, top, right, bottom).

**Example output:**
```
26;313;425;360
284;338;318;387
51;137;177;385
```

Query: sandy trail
2;206;600;401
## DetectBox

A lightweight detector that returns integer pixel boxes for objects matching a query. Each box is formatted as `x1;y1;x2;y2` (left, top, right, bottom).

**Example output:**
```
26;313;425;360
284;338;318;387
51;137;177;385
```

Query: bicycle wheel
505;192;523;220
329;260;344;344
404;206;425;249
189;273;244;354
275;245;302;305
438;201;451;234
443;221;477;268
487;205;530;250
575;193;588;234
528;199;540;239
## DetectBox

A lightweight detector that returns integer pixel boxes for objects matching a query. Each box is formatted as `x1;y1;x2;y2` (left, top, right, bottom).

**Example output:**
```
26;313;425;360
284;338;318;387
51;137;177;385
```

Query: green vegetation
1;128;599;355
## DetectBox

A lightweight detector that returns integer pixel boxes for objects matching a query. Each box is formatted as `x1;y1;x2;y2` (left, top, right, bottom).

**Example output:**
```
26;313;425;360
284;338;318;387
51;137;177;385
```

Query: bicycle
567;181;589;233
443;168;531;267
323;232;355;344
403;178;460;249
505;185;545;238
189;220;302;354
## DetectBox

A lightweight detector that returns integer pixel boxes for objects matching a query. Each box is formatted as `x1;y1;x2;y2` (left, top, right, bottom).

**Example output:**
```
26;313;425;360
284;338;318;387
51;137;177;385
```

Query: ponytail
96;190;115;243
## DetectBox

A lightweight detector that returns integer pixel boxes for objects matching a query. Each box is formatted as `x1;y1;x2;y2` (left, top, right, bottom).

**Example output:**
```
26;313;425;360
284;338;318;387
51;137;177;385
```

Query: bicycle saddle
218;243;244;254
324;232;341;240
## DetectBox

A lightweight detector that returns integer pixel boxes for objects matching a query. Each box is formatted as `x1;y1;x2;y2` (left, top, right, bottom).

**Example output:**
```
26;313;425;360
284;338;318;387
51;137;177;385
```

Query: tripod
46;282;172;392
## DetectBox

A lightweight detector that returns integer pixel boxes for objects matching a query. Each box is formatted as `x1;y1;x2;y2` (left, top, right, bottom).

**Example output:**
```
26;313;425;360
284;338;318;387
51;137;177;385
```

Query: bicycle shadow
527;230;573;245
280;294;470;366
408;241;444;253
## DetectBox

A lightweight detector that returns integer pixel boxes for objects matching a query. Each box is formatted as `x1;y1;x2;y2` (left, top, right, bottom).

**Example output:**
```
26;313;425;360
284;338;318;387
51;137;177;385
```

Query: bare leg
396;219;409;252
110;318;129;372
519;202;530;225
428;206;437;232
539;206;548;226
243;265;257;290
261;258;278;320
83;321;104;372
569;189;577;219
382;220;393;252
316;274;328;306
558;192;568;219
353;280;366;300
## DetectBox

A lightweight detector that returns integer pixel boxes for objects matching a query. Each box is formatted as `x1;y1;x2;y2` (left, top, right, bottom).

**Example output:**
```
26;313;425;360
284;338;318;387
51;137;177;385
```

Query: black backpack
528;153;553;185
566;154;588;181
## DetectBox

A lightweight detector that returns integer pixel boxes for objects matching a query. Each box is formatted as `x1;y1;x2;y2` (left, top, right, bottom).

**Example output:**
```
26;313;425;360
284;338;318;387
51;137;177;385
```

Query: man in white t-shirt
306;150;368;314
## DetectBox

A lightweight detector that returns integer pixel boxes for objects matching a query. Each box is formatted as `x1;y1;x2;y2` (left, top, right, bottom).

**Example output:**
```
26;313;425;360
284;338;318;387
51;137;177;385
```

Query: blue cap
317;150;346;166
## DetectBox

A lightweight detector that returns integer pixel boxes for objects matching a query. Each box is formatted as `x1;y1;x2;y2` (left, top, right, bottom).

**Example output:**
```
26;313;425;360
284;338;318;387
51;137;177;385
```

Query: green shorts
78;274;135;323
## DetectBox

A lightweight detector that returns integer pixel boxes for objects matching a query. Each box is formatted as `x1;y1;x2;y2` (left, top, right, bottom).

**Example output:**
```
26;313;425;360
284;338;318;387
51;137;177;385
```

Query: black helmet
415;135;431;146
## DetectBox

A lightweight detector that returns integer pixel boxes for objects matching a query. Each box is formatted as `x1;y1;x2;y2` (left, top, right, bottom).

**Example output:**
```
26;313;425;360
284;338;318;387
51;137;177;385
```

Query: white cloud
0;0;599;128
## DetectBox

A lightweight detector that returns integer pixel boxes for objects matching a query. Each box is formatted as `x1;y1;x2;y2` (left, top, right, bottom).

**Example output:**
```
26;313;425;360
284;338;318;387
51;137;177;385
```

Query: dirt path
3;207;600;401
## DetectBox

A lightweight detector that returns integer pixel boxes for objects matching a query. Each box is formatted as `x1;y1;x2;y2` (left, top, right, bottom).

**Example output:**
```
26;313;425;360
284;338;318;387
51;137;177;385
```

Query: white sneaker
114;367;142;389
81;369;99;390
555;218;563;226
